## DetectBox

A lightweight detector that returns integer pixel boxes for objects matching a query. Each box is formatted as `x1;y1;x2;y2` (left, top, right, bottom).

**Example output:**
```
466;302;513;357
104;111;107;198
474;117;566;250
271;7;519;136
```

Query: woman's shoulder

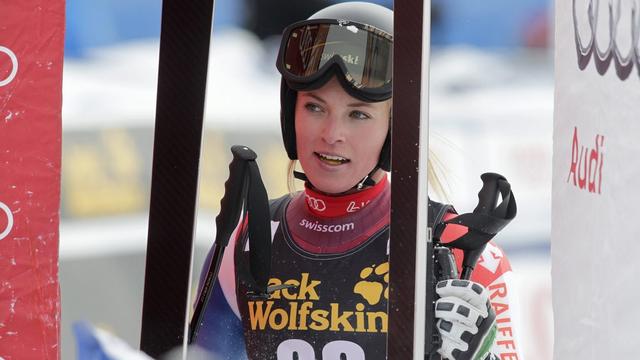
428;198;455;227
269;193;298;220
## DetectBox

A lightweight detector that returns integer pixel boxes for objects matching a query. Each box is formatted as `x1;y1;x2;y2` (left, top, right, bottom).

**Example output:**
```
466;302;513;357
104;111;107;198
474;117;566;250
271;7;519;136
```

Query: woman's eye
350;110;370;120
304;103;323;113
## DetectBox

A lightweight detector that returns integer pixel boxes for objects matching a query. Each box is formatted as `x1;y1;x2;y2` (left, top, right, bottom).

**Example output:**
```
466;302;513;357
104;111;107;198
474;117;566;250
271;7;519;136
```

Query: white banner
552;0;640;358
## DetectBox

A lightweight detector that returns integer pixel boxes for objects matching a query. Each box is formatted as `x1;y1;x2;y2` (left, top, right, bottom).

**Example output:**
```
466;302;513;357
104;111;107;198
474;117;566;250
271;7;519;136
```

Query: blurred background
60;0;553;358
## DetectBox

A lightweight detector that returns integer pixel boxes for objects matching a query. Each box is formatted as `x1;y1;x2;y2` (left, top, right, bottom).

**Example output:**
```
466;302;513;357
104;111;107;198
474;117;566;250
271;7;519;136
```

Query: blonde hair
427;149;450;203
287;160;299;194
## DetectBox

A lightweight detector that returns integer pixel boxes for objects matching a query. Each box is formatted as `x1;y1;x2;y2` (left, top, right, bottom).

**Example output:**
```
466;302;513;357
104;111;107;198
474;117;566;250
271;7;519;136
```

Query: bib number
277;339;365;360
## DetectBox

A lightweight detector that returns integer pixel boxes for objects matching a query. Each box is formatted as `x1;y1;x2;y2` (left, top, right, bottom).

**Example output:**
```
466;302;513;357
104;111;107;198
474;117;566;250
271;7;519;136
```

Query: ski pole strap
245;159;272;297
244;168;299;299
434;173;517;278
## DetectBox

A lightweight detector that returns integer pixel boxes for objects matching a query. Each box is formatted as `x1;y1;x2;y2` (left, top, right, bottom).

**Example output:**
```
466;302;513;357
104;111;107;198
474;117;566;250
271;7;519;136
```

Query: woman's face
295;77;390;194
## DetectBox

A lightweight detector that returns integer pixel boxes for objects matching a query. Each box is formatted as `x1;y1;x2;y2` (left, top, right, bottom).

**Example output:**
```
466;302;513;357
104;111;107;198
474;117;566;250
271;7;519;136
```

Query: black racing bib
235;194;450;360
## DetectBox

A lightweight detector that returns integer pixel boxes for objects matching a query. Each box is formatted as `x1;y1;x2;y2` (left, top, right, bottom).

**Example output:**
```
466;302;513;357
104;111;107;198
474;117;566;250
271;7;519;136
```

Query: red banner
0;1;64;359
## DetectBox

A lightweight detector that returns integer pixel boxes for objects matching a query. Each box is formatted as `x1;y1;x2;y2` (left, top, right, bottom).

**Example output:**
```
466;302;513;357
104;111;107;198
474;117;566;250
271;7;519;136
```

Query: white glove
435;279;497;360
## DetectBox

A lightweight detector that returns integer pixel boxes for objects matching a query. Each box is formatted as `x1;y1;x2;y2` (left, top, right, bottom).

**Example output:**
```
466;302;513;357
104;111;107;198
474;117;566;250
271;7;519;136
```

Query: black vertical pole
388;0;428;358
140;0;215;357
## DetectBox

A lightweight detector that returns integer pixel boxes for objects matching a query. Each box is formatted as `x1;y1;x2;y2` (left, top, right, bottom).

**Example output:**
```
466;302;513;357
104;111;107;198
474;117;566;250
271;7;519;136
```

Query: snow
62;29;280;132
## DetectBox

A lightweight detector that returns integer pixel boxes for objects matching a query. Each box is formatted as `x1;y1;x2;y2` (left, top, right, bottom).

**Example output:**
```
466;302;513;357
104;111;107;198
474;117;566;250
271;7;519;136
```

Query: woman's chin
308;178;355;195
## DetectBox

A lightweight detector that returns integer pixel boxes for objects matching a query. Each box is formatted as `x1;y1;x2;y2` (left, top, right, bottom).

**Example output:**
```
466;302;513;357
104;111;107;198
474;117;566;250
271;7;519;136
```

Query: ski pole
188;145;256;344
460;173;512;280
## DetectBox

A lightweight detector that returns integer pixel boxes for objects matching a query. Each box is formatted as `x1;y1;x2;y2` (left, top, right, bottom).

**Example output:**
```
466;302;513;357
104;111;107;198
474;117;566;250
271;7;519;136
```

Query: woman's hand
435;279;497;360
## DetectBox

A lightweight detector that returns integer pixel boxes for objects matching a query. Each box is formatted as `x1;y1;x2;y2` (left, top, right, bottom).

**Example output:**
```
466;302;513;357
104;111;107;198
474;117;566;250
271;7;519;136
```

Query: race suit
193;177;523;359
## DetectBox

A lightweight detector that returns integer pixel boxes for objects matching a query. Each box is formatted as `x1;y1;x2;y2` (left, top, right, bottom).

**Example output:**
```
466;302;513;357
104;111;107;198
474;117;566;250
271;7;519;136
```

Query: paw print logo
353;262;389;305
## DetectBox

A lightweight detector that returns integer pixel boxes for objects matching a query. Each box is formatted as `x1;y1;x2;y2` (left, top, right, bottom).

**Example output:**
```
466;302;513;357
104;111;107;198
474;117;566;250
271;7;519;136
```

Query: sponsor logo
572;0;640;79
488;279;520;359
247;272;388;333
477;242;504;274
566;126;605;194
305;194;326;212
320;52;360;65
299;219;355;233
346;200;370;213
0;46;18;87
0;201;14;241
353;262;389;305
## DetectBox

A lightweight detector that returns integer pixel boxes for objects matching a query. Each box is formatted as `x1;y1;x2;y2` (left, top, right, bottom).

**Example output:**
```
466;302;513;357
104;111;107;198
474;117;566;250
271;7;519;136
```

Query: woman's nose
321;117;345;145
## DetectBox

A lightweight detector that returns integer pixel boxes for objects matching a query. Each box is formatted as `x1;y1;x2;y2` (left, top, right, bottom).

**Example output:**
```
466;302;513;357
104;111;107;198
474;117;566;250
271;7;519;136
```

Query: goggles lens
282;22;392;89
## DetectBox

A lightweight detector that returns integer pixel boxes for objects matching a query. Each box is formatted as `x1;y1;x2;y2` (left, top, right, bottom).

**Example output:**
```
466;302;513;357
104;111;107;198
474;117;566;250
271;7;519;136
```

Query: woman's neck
303;175;389;218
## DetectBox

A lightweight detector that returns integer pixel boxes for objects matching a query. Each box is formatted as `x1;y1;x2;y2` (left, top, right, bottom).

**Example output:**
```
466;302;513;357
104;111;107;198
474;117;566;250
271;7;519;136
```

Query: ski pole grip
461;173;505;279
473;173;504;215
214;145;256;247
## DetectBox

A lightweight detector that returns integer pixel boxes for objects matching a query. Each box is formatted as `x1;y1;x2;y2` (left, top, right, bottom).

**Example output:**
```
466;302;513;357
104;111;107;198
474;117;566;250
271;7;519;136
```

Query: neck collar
303;176;388;218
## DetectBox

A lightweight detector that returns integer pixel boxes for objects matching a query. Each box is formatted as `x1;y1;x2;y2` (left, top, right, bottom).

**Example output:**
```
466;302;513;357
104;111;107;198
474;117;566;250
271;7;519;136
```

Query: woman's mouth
314;152;350;166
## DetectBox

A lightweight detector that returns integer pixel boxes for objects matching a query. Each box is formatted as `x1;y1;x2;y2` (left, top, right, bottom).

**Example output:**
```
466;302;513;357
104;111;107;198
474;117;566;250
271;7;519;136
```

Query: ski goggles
277;19;393;100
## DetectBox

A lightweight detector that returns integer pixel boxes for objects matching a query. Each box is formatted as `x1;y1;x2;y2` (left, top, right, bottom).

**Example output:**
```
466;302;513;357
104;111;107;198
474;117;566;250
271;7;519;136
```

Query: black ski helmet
276;1;393;172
